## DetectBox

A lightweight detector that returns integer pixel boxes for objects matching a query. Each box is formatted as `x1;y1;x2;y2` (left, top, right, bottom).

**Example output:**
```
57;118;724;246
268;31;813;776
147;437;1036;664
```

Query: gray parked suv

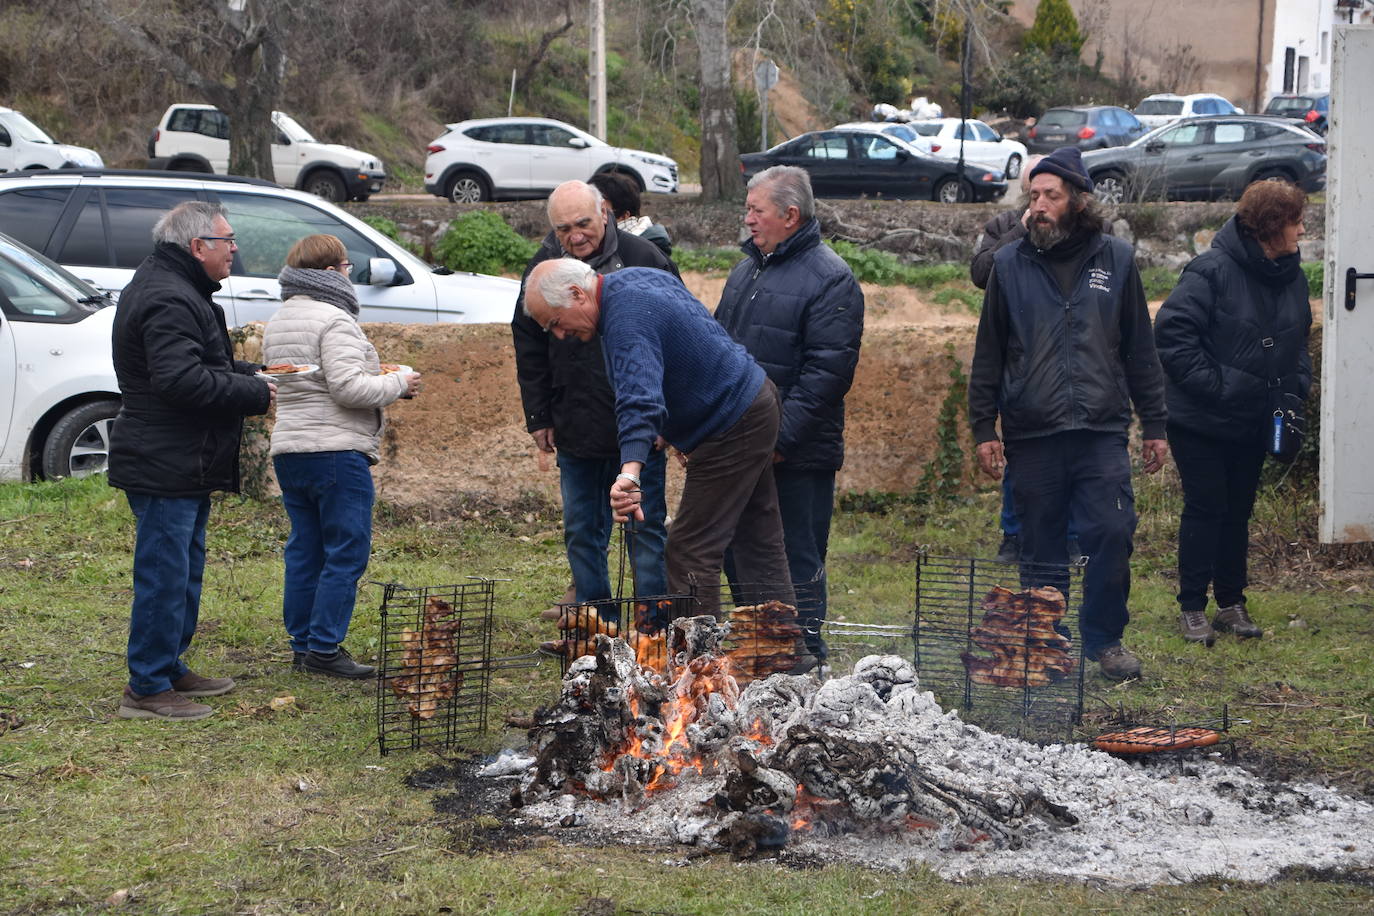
1027;106;1147;154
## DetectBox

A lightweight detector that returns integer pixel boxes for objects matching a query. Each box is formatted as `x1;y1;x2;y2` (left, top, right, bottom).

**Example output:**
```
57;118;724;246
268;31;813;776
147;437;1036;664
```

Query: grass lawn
2;470;1372;914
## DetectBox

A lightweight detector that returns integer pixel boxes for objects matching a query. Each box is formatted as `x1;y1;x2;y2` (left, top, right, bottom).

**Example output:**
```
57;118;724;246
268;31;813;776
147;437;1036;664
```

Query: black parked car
1263;92;1329;135
1026;106;1147;153
738;129;1007;203
1082;116;1326;204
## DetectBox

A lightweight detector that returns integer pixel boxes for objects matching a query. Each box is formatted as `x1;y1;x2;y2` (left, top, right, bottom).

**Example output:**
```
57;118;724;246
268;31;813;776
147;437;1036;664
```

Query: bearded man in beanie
967;147;1168;680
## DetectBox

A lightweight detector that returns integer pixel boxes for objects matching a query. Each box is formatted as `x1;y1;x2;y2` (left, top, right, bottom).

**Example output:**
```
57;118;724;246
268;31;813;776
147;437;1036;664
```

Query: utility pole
588;0;607;139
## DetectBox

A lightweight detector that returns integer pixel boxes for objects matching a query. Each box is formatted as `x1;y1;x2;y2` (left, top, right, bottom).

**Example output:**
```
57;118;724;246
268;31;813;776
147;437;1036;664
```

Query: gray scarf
277;265;359;316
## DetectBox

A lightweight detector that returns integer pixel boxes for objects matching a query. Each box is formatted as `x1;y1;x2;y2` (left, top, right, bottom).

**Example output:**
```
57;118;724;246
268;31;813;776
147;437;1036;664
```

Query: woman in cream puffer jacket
263;234;421;679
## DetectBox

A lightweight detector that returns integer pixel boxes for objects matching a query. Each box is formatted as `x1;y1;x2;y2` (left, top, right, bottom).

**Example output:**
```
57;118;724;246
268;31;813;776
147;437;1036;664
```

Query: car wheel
1251;168;1293;186
40;399;120;480
1093;171;1128;206
304;170;347;202
1005;154;1022;180
934;177;969;204
446;172;489;204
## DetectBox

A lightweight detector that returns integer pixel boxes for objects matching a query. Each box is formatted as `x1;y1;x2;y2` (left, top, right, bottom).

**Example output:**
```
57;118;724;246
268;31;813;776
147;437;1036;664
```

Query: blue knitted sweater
599;268;764;465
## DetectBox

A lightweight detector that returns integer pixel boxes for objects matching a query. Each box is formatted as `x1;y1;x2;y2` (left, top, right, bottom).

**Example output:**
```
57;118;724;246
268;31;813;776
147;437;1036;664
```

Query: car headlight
631;153;672;168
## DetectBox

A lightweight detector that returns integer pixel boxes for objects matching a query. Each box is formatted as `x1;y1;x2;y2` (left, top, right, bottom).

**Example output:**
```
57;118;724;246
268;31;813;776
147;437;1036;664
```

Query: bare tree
79;0;287;181
693;0;742;200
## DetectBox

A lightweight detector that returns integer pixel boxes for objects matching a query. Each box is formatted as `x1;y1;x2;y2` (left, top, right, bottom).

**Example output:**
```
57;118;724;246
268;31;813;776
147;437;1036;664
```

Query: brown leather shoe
1214;603;1263;639
117;687;214;721
1178;610;1216;646
171;671;235;697
1091;643;1142;681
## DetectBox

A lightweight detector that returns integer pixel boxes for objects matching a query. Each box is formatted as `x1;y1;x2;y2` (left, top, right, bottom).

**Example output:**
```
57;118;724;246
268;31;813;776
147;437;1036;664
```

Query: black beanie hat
1028;146;1092;193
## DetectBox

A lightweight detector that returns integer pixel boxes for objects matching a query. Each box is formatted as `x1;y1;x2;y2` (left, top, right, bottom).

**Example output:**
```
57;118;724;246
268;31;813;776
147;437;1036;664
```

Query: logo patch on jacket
1088;267;1112;294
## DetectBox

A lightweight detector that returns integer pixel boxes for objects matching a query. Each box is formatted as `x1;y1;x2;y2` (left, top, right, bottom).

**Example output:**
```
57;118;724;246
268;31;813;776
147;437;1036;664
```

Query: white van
0;107;103;173
148;104;385;202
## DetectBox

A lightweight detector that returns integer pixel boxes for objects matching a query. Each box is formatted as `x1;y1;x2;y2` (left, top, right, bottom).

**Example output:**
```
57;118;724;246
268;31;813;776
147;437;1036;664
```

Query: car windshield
1039;109;1088;128
274;113;317;143
1136;99;1184;116
1265;96;1315;114
882;125;920;143
0;235;106;311
6;112;55;144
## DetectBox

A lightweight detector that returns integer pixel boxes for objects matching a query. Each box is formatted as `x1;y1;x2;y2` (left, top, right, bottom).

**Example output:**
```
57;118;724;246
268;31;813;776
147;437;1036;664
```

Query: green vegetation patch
434;210;538;276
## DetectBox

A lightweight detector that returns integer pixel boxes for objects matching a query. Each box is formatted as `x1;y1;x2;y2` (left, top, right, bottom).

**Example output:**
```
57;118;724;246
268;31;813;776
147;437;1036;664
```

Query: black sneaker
302;647;376;679
291;651;306;672
995;533;1021;563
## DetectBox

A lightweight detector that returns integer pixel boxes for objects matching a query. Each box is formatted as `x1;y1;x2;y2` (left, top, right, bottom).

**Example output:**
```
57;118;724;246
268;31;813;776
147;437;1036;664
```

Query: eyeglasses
338;260;353;270
198;235;237;245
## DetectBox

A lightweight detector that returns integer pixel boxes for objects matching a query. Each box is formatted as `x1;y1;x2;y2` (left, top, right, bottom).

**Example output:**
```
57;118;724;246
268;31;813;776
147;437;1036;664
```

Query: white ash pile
496;625;1374;883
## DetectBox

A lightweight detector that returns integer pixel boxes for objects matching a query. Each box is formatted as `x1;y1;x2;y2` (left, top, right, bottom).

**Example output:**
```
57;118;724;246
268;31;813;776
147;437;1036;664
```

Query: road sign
754;59;779;92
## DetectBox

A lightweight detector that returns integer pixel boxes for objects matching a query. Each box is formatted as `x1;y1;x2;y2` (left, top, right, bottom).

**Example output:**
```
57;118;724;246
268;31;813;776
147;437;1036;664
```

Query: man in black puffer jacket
109;201;274;721
716;165;864;666
968;148;1168;681
513;180;678;614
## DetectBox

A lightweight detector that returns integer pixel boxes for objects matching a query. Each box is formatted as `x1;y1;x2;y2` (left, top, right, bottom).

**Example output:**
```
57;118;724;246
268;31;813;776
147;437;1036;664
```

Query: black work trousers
1168;422;1267;613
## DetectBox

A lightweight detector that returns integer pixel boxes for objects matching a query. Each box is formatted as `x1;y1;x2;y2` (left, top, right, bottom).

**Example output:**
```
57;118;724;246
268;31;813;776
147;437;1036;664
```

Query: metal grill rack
553;594;696;674
376;579;496;755
1089;705;1237;761
687;579;822;684
913;549;1086;743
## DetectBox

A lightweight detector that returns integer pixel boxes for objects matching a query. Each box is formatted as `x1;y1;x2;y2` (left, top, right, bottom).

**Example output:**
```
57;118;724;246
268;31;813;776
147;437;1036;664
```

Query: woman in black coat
1154;180;1312;647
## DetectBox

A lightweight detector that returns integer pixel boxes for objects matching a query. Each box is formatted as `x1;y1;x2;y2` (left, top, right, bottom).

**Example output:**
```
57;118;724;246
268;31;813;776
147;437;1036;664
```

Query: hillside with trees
3;1;1147;192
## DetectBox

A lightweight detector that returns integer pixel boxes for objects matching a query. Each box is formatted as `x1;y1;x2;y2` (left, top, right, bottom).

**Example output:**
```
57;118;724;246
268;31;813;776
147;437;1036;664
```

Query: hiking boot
1178;609;1216;647
995;533;1021;563
117;687;214;721
291;652;306;672
301;647;376;679
1091;643;1142;681
170;671;235;697
1214;603;1263;639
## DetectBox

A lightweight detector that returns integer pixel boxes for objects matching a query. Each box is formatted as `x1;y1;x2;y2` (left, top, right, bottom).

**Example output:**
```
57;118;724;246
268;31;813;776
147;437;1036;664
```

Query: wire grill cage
1090;705;1236;759
376;579;496;755
553;594;696;675
687;579;822;685
913;549;1086;743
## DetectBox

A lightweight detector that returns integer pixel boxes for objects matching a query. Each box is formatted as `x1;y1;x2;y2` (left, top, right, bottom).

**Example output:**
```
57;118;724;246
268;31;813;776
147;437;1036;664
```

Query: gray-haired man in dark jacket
715;165;864;666
109;201;274;720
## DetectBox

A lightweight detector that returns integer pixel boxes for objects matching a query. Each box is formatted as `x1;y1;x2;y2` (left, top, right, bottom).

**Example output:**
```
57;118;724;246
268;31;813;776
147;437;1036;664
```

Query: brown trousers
666;379;797;616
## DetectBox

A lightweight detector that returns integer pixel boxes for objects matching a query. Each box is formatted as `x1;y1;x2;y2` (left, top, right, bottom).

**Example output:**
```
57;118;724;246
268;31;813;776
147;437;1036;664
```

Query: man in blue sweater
523;257;796;620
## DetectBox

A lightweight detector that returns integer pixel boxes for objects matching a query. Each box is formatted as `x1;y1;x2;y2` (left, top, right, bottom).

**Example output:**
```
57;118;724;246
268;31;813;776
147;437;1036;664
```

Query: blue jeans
274;451;375;655
126;493;211;696
1004;431;1136;655
558;448;668;601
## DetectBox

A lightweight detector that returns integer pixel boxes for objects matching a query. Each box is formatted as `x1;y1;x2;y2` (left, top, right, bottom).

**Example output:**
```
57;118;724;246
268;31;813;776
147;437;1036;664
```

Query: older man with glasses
109;201;275;720
512;180;678;618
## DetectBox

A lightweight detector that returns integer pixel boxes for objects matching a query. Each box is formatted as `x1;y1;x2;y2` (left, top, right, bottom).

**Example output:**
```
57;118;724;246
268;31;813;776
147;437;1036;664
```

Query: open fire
496;618;1374;882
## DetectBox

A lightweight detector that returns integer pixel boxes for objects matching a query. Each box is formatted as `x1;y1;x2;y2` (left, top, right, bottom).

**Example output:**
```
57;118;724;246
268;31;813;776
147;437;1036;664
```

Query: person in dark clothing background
1154;179;1311;646
968;147;1168;681
512;180;677;615
587;171;673;257
714;165;863;667
109;201;275;720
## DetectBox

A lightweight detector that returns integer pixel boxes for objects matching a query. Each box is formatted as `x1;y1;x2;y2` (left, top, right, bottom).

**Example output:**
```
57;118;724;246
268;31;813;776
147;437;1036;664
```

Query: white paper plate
378;364;413;377
256;363;319;380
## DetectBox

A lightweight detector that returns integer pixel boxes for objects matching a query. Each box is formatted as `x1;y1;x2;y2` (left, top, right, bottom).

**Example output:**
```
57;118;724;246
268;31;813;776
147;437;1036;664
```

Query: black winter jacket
969;231;1167;444
511;225;678;459
715;219;864;471
1154;216;1312;441
970;209;1027;290
109;243;271;497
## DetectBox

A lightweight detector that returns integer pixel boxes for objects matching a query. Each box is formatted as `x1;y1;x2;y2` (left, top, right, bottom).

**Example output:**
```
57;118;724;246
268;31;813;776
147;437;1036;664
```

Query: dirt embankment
240;276;977;515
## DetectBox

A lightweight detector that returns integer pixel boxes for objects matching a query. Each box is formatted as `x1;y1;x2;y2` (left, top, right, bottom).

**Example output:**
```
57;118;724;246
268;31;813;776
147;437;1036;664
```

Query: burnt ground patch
406;757;544;853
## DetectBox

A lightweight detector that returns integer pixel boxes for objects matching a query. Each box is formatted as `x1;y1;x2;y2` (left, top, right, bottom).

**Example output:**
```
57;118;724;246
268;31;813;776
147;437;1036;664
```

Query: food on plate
1093;726;1221;754
379;364;405;374
261;363;311;375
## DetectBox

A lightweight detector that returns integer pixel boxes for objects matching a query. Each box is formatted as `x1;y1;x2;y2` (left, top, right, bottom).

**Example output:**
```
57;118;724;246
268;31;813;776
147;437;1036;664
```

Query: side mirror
368;257;397;286
1145;140;1165;153
896;149;910;160
568;137;590;149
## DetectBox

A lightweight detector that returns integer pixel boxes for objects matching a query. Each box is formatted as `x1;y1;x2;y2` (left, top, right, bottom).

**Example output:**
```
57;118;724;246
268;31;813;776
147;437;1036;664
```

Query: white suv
1133;93;1243;130
0;170;518;326
424;117;678;203
0;107;103;172
0;229;120;481
148;104;386;202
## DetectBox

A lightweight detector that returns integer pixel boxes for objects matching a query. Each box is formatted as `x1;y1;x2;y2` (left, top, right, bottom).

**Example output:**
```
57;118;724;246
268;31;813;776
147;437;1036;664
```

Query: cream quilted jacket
262;296;409;464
